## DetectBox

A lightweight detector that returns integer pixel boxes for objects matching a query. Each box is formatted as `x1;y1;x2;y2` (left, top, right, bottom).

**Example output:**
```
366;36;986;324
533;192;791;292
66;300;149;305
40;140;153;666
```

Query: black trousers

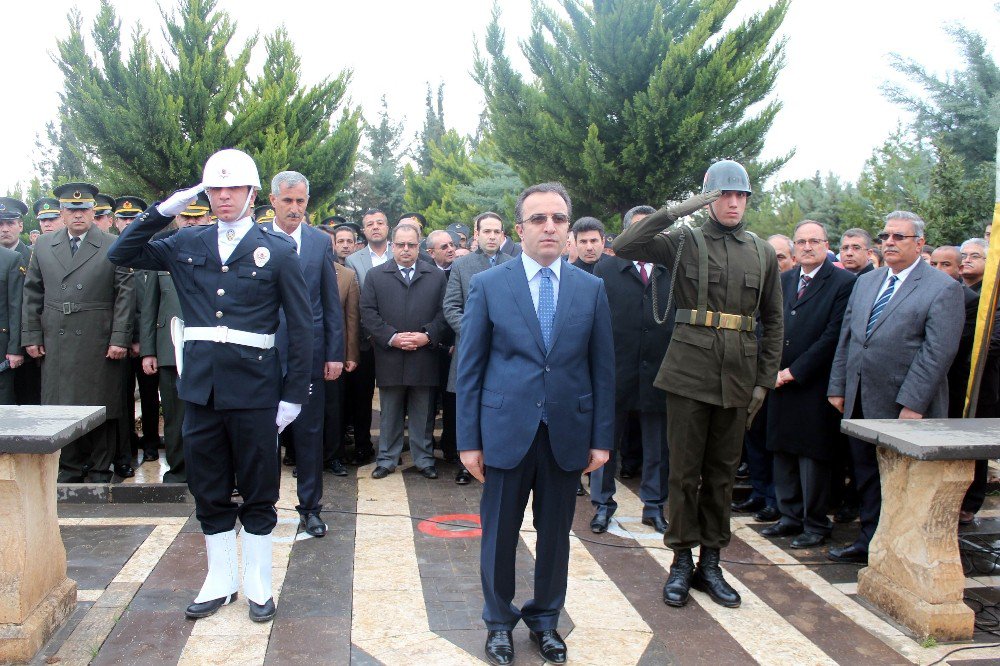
480;423;579;631
59;420;117;483
847;399;880;551
590;410;668;518
344;348;376;454
288;379;325;516
159;367;186;483
323;375;345;463
745;403;775;505
184;400;279;535
773;451;833;536
118;356;161;460
13;358;41;405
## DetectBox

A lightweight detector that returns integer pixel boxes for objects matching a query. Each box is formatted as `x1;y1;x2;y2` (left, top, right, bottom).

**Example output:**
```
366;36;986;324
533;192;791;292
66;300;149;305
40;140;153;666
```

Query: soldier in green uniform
22;182;136;482
613;160;783;609
0;199;24;403
138;195;212;483
33;198;62;236
93;194;116;233
0;197;33;269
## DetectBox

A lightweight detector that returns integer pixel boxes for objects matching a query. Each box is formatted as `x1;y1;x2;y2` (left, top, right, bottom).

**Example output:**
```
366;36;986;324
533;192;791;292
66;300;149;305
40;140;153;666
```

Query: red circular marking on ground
417;513;482;539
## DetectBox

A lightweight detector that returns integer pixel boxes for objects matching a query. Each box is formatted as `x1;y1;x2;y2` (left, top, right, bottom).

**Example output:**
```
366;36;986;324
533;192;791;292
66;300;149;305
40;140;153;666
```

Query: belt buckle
718;313;739;330
62;302;72;315
213;326;229;343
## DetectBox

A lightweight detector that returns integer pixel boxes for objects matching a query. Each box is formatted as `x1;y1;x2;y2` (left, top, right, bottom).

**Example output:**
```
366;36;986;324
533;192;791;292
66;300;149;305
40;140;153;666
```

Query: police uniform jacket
360;259;449;388
613;216;783;409
21;228;135;418
108;206;312;409
765;259;855;461
0;246;24;356
593;256;673;413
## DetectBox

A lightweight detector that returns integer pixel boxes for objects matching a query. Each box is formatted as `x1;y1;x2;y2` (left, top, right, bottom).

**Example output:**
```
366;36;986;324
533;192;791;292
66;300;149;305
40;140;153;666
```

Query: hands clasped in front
460;448;610;484
391;331;430;351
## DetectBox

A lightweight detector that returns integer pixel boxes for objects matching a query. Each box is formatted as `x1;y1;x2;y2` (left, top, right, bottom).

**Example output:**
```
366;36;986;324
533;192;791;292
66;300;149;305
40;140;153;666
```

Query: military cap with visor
179;193;211;217
0;197;28;220
114;196;147;218
33;198;60;220
254;205;275;223
53;182;99;209
93;193;116;217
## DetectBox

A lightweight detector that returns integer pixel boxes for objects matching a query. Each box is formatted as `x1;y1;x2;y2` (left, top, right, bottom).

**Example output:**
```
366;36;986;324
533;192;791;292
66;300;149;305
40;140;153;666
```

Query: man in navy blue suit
266;171;344;538
108;149;312;624
457;182;614;665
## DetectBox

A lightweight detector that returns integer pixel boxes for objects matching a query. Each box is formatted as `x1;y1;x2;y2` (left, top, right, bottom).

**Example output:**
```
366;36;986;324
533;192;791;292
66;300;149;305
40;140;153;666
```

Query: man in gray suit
827;210;964;564
443;212;513;484
343;208;392;464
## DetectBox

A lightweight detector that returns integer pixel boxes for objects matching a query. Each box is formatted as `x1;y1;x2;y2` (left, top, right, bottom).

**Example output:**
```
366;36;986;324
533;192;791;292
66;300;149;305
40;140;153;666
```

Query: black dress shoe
642;515;668;533
185;592;237;619
619;466;637;479
827;543;868;564
282;454;295;467
301;513;327;537
731;496;765;513
735;461;750;479
249;597;276;622
371;466;392;479
691;547;741;608
349;447;374;466
455;469;472;485
142;449;159;464
590;512;610;534
576;481;586;496
790;532;826;549
114;462;135;478
662;548;695;607
761;521;802;537
420;466;438;479
291;467;298;478
485;630;514;665
833;504;859;523
754;505;780;522
530;629;567;664
324;459;349;476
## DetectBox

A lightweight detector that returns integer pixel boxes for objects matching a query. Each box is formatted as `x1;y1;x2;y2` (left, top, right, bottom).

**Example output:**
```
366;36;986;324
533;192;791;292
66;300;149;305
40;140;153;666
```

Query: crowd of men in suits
0;156;996;661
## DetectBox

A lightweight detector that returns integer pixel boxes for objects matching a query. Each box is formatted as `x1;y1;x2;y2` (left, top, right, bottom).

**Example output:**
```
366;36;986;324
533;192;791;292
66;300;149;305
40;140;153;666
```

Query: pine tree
415;83;447;176
53;0;360;207
475;0;790;219
338;96;407;222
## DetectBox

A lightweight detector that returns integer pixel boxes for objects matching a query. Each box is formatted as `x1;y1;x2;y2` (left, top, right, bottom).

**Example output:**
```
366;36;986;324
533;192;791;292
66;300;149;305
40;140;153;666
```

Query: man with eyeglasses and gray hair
826;210;964;565
959;237;987;291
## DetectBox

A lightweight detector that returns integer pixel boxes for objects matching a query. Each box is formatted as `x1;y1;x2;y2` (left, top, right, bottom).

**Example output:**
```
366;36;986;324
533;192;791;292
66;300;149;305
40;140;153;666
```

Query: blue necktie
489;255;496;267
866;275;897;337
538;267;555;350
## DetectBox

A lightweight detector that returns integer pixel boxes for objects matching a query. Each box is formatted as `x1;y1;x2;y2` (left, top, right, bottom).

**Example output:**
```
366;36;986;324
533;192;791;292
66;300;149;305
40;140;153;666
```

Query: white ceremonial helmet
202;149;261;190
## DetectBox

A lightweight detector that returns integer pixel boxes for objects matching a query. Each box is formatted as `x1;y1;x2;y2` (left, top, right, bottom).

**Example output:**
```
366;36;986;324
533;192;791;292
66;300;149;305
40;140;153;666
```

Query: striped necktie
538;267;555;350
796;274;810;300
866;275;897;337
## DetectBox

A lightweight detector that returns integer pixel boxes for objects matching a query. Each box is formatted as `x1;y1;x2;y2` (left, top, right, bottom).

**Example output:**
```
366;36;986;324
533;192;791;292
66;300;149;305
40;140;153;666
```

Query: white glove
276;401;302;434
157;184;205;217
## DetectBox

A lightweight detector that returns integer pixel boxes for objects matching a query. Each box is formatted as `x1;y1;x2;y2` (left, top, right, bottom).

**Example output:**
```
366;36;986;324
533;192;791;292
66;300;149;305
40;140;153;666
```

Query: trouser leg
638;411;668;518
87;420;117;482
961;459;989;514
521;425;579;631
849;436;880;551
439;389;457;460
744;404;775;505
136;358;160;449
665;393;712;550
772;450;804;528
589;410;623;515
697;404;744;549
801;455;833;536
407;387;436;470
293;379;326;516
323;376;344;464
184;402;238;534
348;348;376;454
375;386;406;470
159;367;186;483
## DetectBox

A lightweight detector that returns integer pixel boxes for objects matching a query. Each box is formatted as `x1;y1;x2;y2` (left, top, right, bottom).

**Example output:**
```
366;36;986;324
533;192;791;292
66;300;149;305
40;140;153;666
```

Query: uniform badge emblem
253;247;270;267
0;203;5;212
225;229;236;242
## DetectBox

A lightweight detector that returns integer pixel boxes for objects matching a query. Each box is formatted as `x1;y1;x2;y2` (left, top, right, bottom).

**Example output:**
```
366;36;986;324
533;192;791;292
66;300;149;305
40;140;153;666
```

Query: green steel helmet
702;160;752;196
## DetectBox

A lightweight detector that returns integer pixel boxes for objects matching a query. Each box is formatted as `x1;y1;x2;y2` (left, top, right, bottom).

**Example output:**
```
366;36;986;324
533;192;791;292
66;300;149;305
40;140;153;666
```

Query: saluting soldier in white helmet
109;148;313;623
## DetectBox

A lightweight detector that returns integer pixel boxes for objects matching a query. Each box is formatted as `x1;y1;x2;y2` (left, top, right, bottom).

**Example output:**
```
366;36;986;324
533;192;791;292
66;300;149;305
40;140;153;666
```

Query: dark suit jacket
829;259;964;419
360;259;449;388
571;255;608;275
766;259;855;460
109;207;313;408
456;257;615;471
593;256;673;412
267;223;344;380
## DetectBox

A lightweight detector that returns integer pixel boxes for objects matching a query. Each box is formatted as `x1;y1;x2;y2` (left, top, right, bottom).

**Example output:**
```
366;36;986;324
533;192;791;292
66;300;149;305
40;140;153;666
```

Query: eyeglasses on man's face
395;242;419;249
793;238;826;247
523;213;570;226
876;232;920;242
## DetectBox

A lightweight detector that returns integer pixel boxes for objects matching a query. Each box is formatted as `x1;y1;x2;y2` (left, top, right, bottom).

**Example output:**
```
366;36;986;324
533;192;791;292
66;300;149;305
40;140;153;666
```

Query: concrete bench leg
0;452;77;663
857;448;974;642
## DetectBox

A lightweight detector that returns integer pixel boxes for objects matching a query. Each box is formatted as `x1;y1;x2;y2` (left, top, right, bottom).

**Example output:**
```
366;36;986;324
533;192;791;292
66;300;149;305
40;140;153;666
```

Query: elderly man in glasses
959;238;987;291
361;223;450;480
826;211;964;564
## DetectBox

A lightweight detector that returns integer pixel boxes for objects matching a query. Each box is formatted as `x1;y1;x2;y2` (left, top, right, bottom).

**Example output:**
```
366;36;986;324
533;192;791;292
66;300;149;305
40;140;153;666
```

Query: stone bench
0;405;105;663
841;418;1000;642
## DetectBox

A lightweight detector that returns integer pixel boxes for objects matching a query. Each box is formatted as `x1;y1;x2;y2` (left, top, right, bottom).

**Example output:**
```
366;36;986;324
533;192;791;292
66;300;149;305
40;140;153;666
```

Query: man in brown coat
22;182;135;482
323;260;361;475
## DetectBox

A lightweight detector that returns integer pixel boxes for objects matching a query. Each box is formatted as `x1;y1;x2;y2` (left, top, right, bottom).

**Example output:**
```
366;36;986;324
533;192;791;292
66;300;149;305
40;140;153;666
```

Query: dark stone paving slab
29;601;94;665
63;524;154;590
265;470;358;664
741;521;867;586
725;535;910;663
574;508;753;664
58;502;194;518
95;530;203;664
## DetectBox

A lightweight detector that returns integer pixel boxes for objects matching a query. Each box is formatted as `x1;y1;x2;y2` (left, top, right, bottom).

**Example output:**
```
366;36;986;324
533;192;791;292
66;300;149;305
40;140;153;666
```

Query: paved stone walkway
36;459;1000;665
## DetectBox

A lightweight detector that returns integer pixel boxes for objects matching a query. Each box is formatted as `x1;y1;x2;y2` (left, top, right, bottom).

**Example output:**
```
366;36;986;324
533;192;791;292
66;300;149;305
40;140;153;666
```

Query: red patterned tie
796;274;811;300
638;261;649;285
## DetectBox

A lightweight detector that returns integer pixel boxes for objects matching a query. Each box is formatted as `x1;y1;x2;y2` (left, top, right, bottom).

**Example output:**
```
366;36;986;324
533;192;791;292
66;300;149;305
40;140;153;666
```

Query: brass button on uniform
215;311;223;319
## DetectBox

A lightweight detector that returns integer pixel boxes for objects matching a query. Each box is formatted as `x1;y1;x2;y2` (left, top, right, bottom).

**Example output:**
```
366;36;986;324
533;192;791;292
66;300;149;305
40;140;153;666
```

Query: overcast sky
3;0;998;196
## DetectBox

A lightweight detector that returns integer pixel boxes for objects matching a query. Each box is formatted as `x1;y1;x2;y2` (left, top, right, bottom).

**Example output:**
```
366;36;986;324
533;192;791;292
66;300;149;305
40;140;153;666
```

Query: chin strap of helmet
236;188;256;222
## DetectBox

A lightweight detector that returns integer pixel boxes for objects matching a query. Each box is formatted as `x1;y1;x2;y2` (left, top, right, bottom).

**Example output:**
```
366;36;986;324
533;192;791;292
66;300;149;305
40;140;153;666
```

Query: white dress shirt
876;256;920;303
521;253;561;314
217;217;254;263
369;245;390;268
274;223;302;255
